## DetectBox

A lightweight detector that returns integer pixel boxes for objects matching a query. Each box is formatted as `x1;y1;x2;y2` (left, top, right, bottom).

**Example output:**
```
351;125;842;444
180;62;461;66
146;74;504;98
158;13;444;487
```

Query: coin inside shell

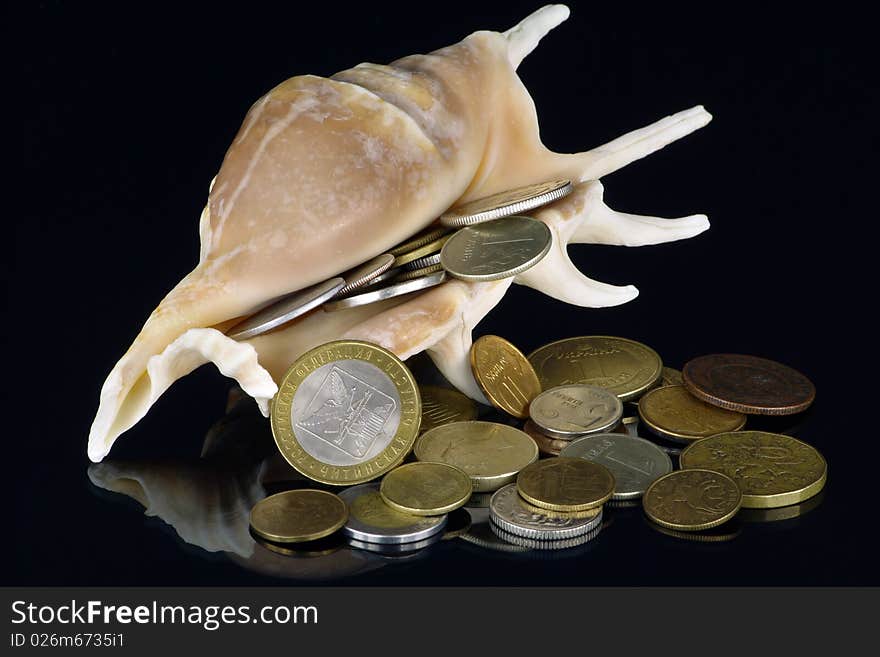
439;179;572;227
249;489;348;543
642;469;742;532
638;384;746;443
529;384;623;438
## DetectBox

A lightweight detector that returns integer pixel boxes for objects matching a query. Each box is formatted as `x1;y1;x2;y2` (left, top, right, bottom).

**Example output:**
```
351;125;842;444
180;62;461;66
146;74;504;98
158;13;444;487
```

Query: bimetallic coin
271;340;421;486
516;457;615;512
679;431;827;508
527;336;663;402
529;384;623;439
683;354;816;416
415;421;538;492
522;419;567;455
380;462;472;516
419;385;479;434
338;483;447;544
643;469;742;531
394;263;444;282
489;484;602;539
226;278;345;340
324;270;446;311
440;215;552;282
402;252;442;271
393;234;451;268
638;385;746;443
250;489;348;543
560;433;672;500
471;335;542;419
491;524;602;550
335;254;395;297
388;226;451;256
440;179;573;227
660;367;684;387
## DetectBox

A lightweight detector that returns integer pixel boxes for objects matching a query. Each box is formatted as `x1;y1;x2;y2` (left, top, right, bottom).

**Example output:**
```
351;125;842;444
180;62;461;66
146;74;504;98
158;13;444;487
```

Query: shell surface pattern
88;5;712;462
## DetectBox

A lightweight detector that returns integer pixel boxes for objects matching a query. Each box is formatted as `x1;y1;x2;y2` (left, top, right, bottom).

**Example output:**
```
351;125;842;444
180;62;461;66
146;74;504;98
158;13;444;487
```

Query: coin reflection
736;489;825;524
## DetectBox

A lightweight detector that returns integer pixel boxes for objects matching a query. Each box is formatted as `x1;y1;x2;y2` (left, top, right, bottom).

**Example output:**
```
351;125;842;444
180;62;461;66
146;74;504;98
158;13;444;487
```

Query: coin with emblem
379;462;472;516
527;336;662;401
489;484;602;540
337;483;447;544
683;354;816;415
529;384;623;439
418;385;479;434
642;469;742;531
271;340;421;486
440;179;572;227
471;335;542;418
414;421;538;492
516;457;615;512
679;431;827;508
638;384;746;443
249;489;348;543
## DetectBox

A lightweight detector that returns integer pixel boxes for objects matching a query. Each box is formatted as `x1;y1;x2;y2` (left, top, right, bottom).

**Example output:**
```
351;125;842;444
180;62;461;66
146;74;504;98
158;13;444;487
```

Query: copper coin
682;354;815;416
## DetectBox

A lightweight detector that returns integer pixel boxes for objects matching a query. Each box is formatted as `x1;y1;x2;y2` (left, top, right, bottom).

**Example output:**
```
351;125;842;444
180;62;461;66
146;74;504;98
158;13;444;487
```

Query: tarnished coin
394;263;444;282
527;336;663;402
682;354;816;416
442;508;473;540
271;340;420;485
324;270;446;311
335;254;396;297
522;419;567;455
440;179;573;227
516;457;615;512
250;489;348;543
402;252;442;271
440;215;552;281
419;385;479;434
638;385;746;443
471;335;542;418
660;367;684;387
643;469;742;531
489;484;602;540
559;433;673;500
679;431;827;508
529;384;623;439
226;278;345;340
491;523;602;551
337;483;447;544
393;234;452;268
415;421;538;492
388;226;451;256
379;462;472;516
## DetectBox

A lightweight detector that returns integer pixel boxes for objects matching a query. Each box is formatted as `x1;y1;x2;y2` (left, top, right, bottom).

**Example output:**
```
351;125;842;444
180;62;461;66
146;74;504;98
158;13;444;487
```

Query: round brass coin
250;489;348;543
642;469;742;532
470;335;542;418
522;419;568;456
527;336;663;402
388;226;452;257
415;421;539;492
392;234;452;268
638;384;746;443
380;462;472;516
683;354;816;415
419;385;479;434
679;431;827;508
516;457;615;512
660;367;684;387
270;340;421;486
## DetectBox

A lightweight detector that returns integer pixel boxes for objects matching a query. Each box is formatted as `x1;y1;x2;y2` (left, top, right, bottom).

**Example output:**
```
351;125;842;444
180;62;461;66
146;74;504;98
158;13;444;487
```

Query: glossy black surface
8;1;872;584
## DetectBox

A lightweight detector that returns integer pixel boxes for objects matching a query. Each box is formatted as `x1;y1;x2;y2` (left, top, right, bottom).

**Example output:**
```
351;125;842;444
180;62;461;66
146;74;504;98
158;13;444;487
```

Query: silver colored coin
440;216;552;282
395;263;444;282
324;270;446;311
529;384;623;439
559;433;673;500
402;252;442;271
440;179;573;227
366;266;403;287
491;523;602;550
226;277;345;340
335;254;396;297
489;484;603;539
347;532;443;555
291;359;402;467
338;483;447;544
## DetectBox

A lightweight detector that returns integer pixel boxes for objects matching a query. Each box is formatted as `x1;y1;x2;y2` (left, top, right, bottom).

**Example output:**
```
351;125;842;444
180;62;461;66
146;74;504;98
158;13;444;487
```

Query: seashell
88;5;711;462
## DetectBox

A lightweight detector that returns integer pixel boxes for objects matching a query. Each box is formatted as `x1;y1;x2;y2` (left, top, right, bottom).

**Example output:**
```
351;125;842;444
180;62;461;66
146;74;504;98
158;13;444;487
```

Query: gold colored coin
643;469;742;531
271;340;421;486
639;385;746;443
527;336;662;402
679;431;827;509
379;462;472;516
516;457;615;512
522;419;568;455
394;263;444;282
471;335;542;418
392;234;452;267
388;226;451;257
415;421;539;492
419;385;479;434
660;367;684;387
249;489;348;543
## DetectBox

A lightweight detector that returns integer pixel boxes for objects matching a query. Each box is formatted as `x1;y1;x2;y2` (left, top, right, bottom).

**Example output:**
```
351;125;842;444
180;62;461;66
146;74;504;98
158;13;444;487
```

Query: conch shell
88;5;711;462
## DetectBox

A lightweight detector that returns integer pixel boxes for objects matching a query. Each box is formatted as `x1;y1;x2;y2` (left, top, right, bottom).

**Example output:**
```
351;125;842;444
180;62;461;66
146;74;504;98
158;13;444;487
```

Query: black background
6;1;874;585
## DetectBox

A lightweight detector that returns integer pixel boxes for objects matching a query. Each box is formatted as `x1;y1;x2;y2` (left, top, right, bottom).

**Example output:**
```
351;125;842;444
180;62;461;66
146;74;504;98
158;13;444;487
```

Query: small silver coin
403;252;442;271
440;179;572;227
324;270;446;311
559;433;673;500
226;277;345;340
490;523;602;550
347;532;443;555
489;484;603;539
338;483;447;544
440;216;552;282
335;254;396;297
529;385;623;439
